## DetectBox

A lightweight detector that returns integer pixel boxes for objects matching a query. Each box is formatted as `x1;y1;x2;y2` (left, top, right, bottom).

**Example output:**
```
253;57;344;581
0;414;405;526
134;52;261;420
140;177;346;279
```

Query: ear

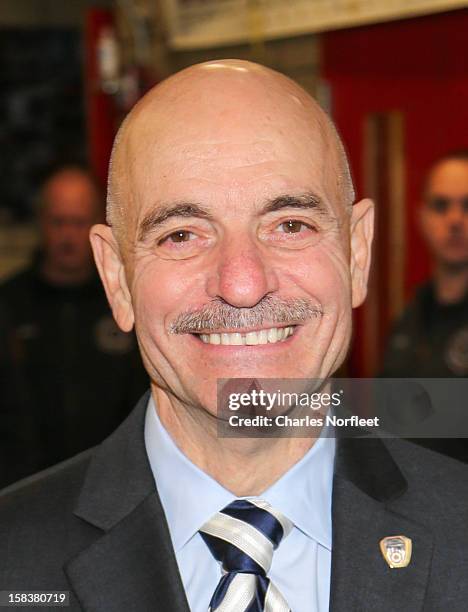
350;198;375;308
90;224;135;332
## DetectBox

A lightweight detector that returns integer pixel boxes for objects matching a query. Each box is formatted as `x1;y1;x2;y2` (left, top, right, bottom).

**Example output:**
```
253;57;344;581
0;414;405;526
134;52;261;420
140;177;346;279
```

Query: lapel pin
380;535;412;568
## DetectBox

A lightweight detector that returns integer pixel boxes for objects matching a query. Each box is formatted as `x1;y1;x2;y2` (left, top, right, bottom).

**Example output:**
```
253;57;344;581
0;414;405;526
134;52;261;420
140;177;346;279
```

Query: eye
428;197;449;214
152;226;214;260
158;230;195;245
277;219;315;234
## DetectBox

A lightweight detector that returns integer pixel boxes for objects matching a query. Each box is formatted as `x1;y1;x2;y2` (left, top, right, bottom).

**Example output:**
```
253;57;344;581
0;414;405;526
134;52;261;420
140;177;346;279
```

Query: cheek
45;230;60;245
131;259;205;336
422;216;444;241
284;242;351;308
306;247;353;369
276;246;352;377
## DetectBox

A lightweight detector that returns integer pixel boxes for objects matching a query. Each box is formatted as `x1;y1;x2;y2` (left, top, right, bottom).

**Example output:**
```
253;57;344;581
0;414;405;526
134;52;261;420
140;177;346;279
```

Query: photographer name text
228;414;380;428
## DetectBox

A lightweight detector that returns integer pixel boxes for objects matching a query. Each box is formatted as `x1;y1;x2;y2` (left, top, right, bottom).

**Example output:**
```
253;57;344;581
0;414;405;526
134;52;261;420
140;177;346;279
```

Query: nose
447;202;465;229
206;237;279;308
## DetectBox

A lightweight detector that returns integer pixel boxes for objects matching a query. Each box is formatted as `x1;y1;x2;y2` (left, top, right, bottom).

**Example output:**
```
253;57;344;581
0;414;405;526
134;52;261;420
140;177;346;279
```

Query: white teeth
268;328;278;343
245;331;256;345
198;326;295;346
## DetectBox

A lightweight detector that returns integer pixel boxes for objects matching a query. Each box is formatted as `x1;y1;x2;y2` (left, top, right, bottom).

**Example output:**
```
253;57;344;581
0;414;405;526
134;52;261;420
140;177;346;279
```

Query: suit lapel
64;392;190;612
330;436;434;612
65;493;190;612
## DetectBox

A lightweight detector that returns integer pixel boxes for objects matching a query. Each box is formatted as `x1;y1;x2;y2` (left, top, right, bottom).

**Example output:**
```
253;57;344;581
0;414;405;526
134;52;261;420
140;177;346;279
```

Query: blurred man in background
0;165;147;487
381;150;468;459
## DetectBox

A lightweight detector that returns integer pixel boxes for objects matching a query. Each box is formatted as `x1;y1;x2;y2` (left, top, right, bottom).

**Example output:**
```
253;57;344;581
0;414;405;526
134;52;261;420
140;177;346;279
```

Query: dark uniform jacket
0;262;148;487
381;281;468;462
1;392;468;611
381;281;468;378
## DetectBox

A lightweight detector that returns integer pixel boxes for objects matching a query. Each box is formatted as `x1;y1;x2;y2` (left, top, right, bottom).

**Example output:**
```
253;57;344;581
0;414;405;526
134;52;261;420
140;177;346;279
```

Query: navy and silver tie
199;499;293;612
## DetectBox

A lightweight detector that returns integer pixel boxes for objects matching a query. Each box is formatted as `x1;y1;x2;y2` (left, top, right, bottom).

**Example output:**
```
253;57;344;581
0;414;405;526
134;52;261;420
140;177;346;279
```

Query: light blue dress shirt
144;397;335;612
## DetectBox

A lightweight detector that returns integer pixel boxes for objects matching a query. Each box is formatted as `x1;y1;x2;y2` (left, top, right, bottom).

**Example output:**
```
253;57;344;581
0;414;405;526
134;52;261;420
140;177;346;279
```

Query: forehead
126;108;338;219
427;160;468;194
44;174;97;216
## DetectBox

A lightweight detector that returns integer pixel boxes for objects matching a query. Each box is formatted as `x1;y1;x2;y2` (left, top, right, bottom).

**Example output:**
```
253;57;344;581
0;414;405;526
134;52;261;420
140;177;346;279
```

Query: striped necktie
199;499;293;612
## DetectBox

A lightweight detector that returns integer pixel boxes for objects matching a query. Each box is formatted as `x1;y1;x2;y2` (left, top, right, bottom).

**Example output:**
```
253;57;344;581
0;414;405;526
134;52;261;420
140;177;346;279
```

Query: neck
40;259;93;287
152;384;316;496
433;261;468;304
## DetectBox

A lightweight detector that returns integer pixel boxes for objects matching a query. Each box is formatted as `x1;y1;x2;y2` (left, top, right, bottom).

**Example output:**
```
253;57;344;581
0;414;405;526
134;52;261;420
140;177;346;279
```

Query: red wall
84;8;118;189
322;9;468;373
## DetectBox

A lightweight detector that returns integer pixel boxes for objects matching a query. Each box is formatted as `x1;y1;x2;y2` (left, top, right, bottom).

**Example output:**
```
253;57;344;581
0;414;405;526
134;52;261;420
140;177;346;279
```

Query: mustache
170;295;323;334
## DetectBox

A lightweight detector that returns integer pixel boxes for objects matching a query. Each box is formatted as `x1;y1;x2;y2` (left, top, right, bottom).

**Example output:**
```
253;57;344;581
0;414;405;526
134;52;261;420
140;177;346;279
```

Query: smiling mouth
192;325;297;346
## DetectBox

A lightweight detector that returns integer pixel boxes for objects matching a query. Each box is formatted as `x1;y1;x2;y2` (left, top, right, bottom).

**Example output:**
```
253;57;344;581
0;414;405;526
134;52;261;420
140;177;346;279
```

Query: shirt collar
144;396;334;553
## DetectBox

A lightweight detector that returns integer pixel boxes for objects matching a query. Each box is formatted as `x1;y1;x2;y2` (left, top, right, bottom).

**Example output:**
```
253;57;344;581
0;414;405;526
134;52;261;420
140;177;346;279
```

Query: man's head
419;151;468;271
91;60;374;413
39;166;102;282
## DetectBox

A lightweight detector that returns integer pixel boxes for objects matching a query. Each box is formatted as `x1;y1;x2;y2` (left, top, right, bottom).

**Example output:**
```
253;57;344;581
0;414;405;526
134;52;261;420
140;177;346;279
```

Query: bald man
1;62;468;612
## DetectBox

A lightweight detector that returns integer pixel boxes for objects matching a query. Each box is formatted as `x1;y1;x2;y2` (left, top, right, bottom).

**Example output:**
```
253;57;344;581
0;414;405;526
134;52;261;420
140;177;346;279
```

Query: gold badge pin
380;535;412;568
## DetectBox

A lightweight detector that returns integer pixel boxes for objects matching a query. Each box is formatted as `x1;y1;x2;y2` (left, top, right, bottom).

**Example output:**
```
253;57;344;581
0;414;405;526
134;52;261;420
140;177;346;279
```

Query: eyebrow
259;193;331;218
138;203;213;242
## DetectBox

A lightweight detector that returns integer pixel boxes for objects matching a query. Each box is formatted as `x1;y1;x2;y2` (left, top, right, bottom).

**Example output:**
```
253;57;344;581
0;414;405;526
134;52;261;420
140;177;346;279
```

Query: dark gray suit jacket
1;391;468;611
